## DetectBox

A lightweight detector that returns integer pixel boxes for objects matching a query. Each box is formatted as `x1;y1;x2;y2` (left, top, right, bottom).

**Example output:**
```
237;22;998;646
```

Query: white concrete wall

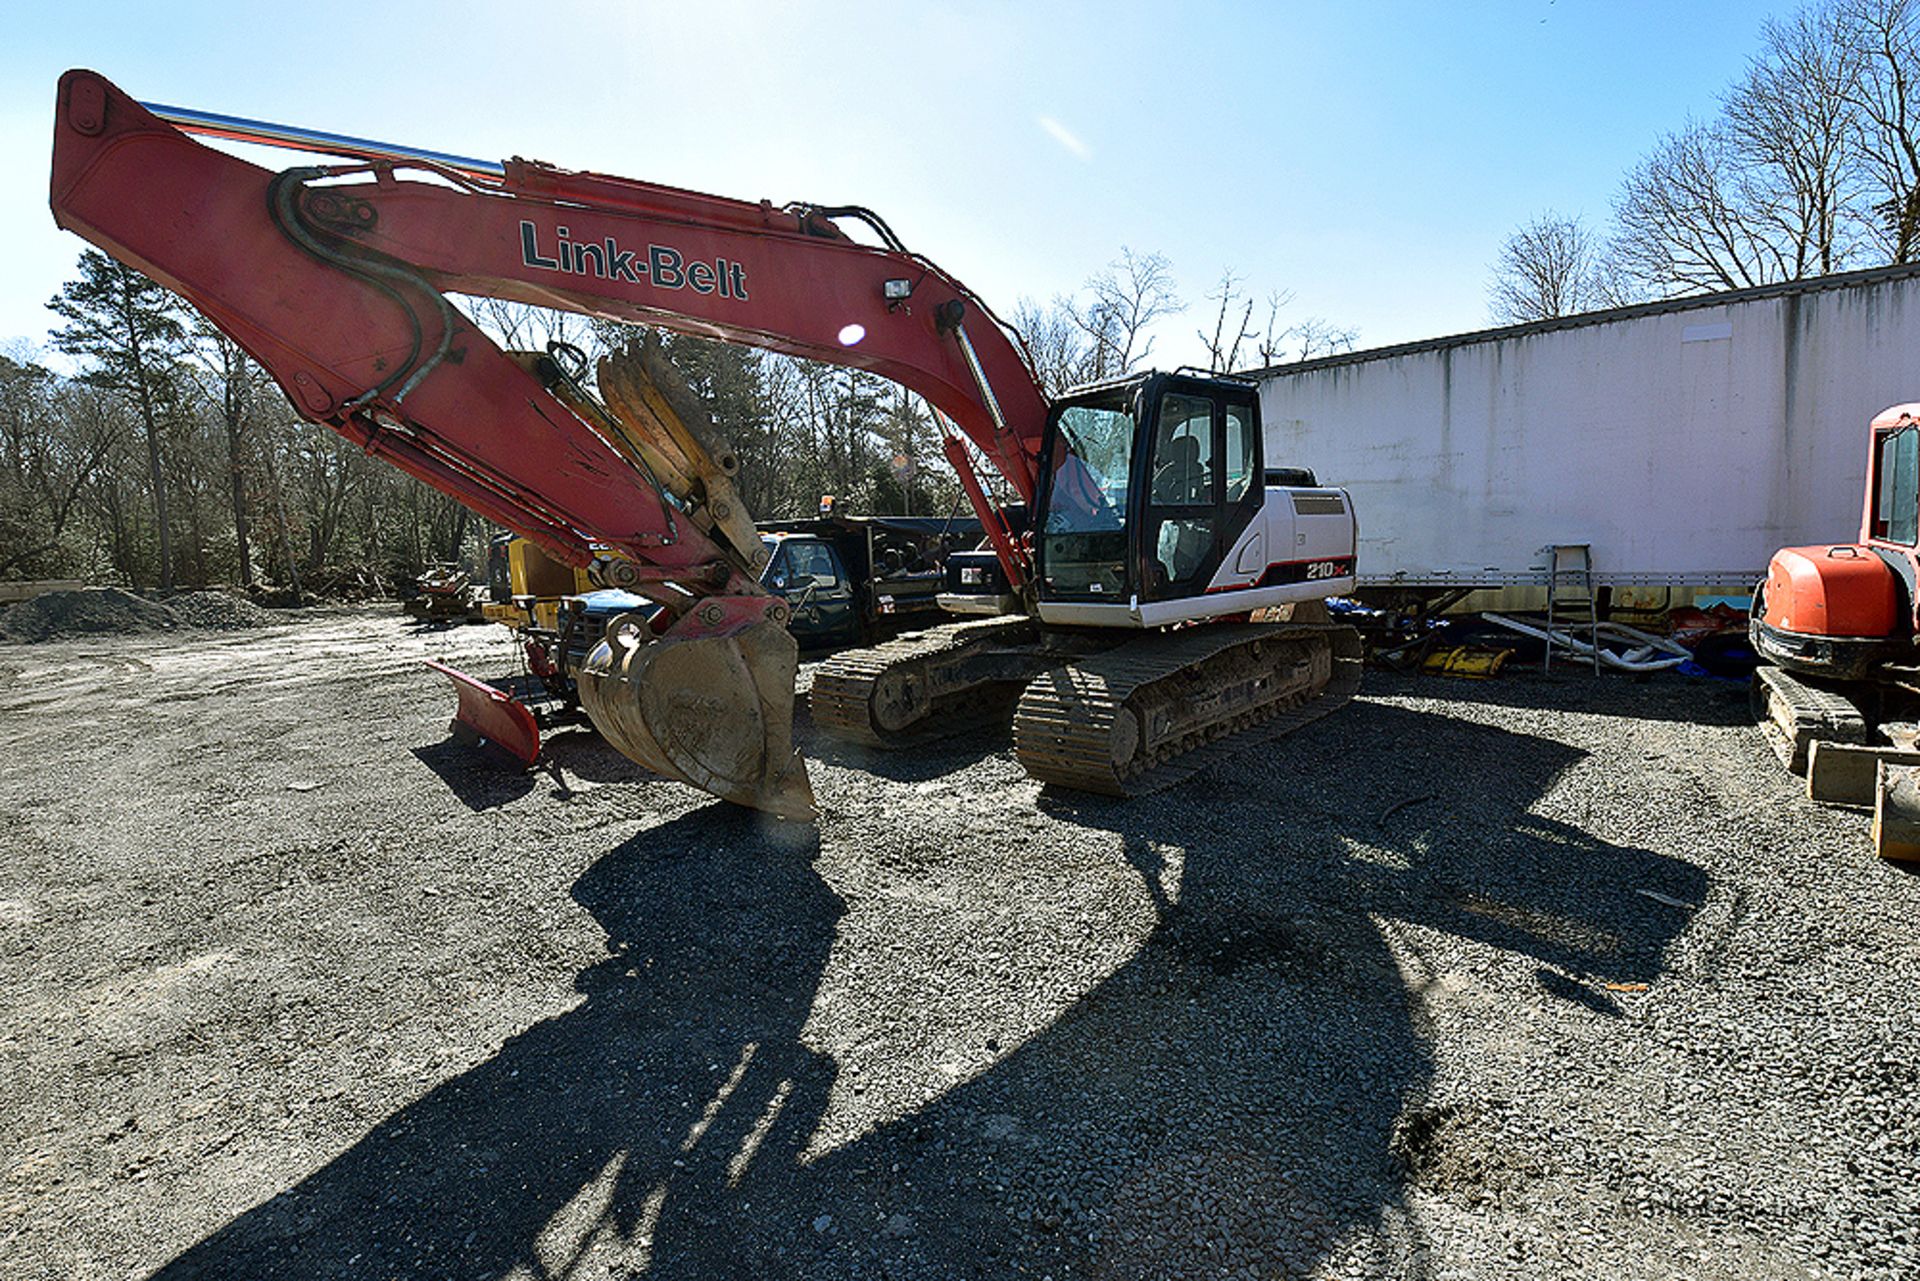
1256;271;1920;586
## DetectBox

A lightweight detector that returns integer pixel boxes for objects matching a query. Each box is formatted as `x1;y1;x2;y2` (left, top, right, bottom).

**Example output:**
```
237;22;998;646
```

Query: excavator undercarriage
1750;663;1873;774
1013;616;1363;796
809;605;1362;797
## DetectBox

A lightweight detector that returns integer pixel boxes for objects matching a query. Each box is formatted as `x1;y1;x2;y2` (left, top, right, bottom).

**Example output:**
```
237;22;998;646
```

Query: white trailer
1253;263;1920;600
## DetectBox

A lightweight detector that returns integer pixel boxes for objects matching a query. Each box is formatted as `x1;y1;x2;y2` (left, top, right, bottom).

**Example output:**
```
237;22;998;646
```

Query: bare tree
1607;3;1893;297
1068;247;1183;378
1488;213;1611;322
0;355;126;576
1252;291;1293;366
456;296;609;363
1723;5;1867;278
1242;292;1357;366
1611;119;1794;294
1197;269;1259;373
1837;0;1920;259
1010;296;1094;396
1191;272;1361;369
1275;317;1359;364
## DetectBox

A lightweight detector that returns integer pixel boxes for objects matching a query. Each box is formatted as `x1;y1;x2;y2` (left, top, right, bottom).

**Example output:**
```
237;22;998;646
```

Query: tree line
1488;0;1920;322
4;246;1350;596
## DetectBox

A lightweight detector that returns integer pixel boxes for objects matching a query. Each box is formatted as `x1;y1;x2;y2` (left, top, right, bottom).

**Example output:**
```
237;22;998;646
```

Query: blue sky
4;0;1796;367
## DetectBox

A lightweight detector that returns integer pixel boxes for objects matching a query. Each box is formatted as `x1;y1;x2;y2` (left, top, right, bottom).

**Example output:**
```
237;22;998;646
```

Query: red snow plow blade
425;659;541;766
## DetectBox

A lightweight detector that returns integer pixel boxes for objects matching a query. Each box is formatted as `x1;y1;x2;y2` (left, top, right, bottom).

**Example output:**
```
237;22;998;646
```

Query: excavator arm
49;69;1052;819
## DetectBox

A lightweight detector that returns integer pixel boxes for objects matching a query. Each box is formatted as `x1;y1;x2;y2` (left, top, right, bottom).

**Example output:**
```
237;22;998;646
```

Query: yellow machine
482;537;593;635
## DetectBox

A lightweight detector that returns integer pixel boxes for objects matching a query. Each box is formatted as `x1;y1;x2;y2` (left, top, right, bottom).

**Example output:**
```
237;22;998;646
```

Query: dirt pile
0;588;177;642
164;590;280;631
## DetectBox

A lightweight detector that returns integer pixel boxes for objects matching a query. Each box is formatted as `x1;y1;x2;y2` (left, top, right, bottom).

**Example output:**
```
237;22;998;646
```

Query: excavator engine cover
1760;544;1901;638
1753;543;1905;682
576;613;816;820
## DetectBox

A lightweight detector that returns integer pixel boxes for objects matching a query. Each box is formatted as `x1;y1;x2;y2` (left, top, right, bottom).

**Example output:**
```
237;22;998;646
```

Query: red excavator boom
50;71;1043;573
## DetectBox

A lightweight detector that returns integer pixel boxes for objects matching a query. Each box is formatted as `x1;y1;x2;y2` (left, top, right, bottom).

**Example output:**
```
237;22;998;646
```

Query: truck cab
761;533;861;648
759;515;977;649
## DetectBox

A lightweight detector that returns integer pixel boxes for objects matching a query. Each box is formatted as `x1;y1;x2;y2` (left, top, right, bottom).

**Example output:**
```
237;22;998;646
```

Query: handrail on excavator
139;100;508;180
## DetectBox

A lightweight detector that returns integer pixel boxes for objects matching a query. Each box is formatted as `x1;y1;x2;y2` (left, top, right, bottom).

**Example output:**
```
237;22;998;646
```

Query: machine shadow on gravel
410;728;653;810
796;722;1012;784
409;741;540;810
151;805;845;1281
150;701;1706;1280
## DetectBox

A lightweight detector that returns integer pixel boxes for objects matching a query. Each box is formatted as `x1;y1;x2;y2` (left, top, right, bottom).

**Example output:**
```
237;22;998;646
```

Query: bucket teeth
575;614;816;820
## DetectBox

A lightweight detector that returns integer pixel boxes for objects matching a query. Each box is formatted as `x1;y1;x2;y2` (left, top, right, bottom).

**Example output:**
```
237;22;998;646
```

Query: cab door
1138;382;1262;601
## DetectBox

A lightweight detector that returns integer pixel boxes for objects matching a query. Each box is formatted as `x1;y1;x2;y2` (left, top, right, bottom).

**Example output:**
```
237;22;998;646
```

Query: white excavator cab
1022;371;1357;629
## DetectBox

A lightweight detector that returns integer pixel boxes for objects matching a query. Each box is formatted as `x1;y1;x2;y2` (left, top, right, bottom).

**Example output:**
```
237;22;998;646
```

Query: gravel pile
1;616;1917;1281
163;589;280;631
0;587;176;642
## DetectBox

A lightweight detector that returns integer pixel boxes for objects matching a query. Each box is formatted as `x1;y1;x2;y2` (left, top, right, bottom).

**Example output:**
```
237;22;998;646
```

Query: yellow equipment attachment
513;335;769;578
1420;645;1514;680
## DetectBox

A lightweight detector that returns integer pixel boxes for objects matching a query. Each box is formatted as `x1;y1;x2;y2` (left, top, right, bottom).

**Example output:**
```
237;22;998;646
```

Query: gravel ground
161;591;280;632
1;610;1916;1280
0;588;177;642
0;587;283;643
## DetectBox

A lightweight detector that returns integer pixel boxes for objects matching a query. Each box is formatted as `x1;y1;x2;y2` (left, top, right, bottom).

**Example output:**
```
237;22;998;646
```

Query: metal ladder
1543;543;1600;674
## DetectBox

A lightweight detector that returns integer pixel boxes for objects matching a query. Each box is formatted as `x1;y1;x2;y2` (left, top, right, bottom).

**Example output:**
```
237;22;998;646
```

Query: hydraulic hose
267;165;458;407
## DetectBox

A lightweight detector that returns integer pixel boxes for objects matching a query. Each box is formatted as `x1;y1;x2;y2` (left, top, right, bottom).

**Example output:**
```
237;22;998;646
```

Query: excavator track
809;615;1044;747
1751;664;1870;773
1013;622;1364;796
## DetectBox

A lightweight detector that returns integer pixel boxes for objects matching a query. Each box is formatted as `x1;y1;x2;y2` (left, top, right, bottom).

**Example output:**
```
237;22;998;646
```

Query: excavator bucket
575;613;816;820
425;659;542;766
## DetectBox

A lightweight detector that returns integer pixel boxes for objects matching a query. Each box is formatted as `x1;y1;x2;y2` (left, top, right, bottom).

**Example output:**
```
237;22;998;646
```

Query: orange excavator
1751;403;1920;854
49;71;1362;820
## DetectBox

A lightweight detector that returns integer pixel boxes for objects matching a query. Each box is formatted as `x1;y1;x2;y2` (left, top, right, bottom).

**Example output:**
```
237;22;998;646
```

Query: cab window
1224;402;1255;503
790;542;840;586
1150;394;1215;506
1148;392;1218;594
1039;396;1135;598
771;541;840;588
1876;427;1919;545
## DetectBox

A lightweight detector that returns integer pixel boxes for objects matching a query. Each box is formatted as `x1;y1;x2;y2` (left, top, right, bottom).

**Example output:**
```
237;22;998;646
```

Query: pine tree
48;250;189;590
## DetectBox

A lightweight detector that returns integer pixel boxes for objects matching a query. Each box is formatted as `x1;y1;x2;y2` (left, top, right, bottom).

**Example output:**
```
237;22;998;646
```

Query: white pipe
1481;612;1690;673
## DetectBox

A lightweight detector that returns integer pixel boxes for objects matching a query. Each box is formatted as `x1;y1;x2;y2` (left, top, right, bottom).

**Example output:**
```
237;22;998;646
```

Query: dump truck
757;513;979;648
